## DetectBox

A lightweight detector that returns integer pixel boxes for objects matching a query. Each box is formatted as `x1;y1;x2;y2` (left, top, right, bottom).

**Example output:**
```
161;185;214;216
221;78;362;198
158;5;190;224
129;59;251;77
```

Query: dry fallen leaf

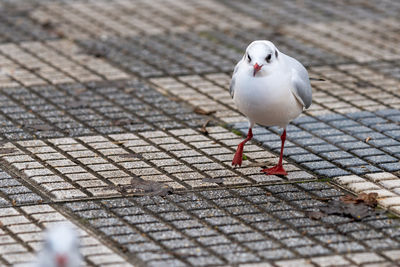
106;178;173;196
320;197;379;221
199;119;211;135
130;177;173;196
24;124;53;131
340;195;358;204
194;107;216;116
358;192;378;207
113;118;134;126
307;211;326;220
116;153;143;159
112;141;125;145
41;20;55;30
340;192;378;207
65;100;89;108
168;96;181;102
365;136;372;142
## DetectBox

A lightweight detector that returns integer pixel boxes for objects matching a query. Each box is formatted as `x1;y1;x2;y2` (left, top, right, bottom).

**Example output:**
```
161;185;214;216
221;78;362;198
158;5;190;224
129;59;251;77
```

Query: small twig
200;119;211;135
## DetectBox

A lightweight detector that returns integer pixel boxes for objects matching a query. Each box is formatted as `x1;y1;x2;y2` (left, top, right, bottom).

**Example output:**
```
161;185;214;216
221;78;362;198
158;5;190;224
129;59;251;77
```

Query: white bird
230;40;312;176
34;224;81;267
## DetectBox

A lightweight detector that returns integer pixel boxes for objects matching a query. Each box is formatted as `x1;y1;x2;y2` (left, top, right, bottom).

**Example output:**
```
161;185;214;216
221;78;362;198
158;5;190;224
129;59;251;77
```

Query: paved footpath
0;0;400;266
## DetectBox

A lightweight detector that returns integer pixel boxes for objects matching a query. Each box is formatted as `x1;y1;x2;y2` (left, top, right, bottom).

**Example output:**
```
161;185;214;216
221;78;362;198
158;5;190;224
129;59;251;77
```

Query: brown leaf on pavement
194;107;216;116
24;124;53;131
319;191;380;221
41;20;56;30
307;211;326;220
199;119;211;135
66;100;89;108
104;178;173;197
113;118;134;126
340;194;358;204
320;201;373;221
130;177;173;196
340;192;378;207
357;192;378;207
116;153;144;159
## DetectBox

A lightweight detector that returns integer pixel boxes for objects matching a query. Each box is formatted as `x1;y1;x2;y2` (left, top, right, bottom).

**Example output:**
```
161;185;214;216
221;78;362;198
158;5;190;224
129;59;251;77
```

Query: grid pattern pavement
0;0;399;266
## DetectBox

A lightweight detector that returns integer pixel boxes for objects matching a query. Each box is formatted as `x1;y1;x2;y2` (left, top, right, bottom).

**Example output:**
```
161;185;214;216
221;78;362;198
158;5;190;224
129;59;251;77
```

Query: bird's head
39;224;81;267
244;40;280;77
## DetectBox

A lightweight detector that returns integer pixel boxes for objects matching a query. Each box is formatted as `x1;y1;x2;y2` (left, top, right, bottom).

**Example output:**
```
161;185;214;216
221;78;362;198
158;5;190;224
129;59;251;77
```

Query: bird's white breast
233;69;303;128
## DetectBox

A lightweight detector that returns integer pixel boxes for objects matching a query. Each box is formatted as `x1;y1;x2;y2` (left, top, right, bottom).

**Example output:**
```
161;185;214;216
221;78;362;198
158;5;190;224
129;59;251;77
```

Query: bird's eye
247;54;251;62
266;54;272;62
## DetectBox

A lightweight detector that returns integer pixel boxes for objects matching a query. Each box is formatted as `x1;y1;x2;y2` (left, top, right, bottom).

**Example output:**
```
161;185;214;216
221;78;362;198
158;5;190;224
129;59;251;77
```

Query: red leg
232;128;253;167
261;129;288;176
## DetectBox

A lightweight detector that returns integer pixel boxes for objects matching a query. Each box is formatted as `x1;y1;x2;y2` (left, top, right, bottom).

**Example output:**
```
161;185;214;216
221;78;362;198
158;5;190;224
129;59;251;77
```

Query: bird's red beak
253;63;262;77
56;254;68;267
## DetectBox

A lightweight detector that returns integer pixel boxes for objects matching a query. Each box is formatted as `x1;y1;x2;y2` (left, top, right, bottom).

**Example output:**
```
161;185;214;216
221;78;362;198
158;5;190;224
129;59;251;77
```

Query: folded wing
286;55;312;109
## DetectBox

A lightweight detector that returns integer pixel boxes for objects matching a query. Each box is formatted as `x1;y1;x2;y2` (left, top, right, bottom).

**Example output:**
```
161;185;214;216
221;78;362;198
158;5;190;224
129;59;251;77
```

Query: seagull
34;224;81;267
230;40;312;176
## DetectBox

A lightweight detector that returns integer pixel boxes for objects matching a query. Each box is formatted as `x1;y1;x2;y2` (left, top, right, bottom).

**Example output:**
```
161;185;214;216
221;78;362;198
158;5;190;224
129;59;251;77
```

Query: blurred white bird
230;40;312;175
34;224;81;267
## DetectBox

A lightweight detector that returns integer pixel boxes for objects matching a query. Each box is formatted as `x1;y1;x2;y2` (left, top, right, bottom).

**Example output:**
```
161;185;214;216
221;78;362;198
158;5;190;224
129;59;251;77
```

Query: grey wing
286;55;312;109
229;76;236;98
229;61;240;98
